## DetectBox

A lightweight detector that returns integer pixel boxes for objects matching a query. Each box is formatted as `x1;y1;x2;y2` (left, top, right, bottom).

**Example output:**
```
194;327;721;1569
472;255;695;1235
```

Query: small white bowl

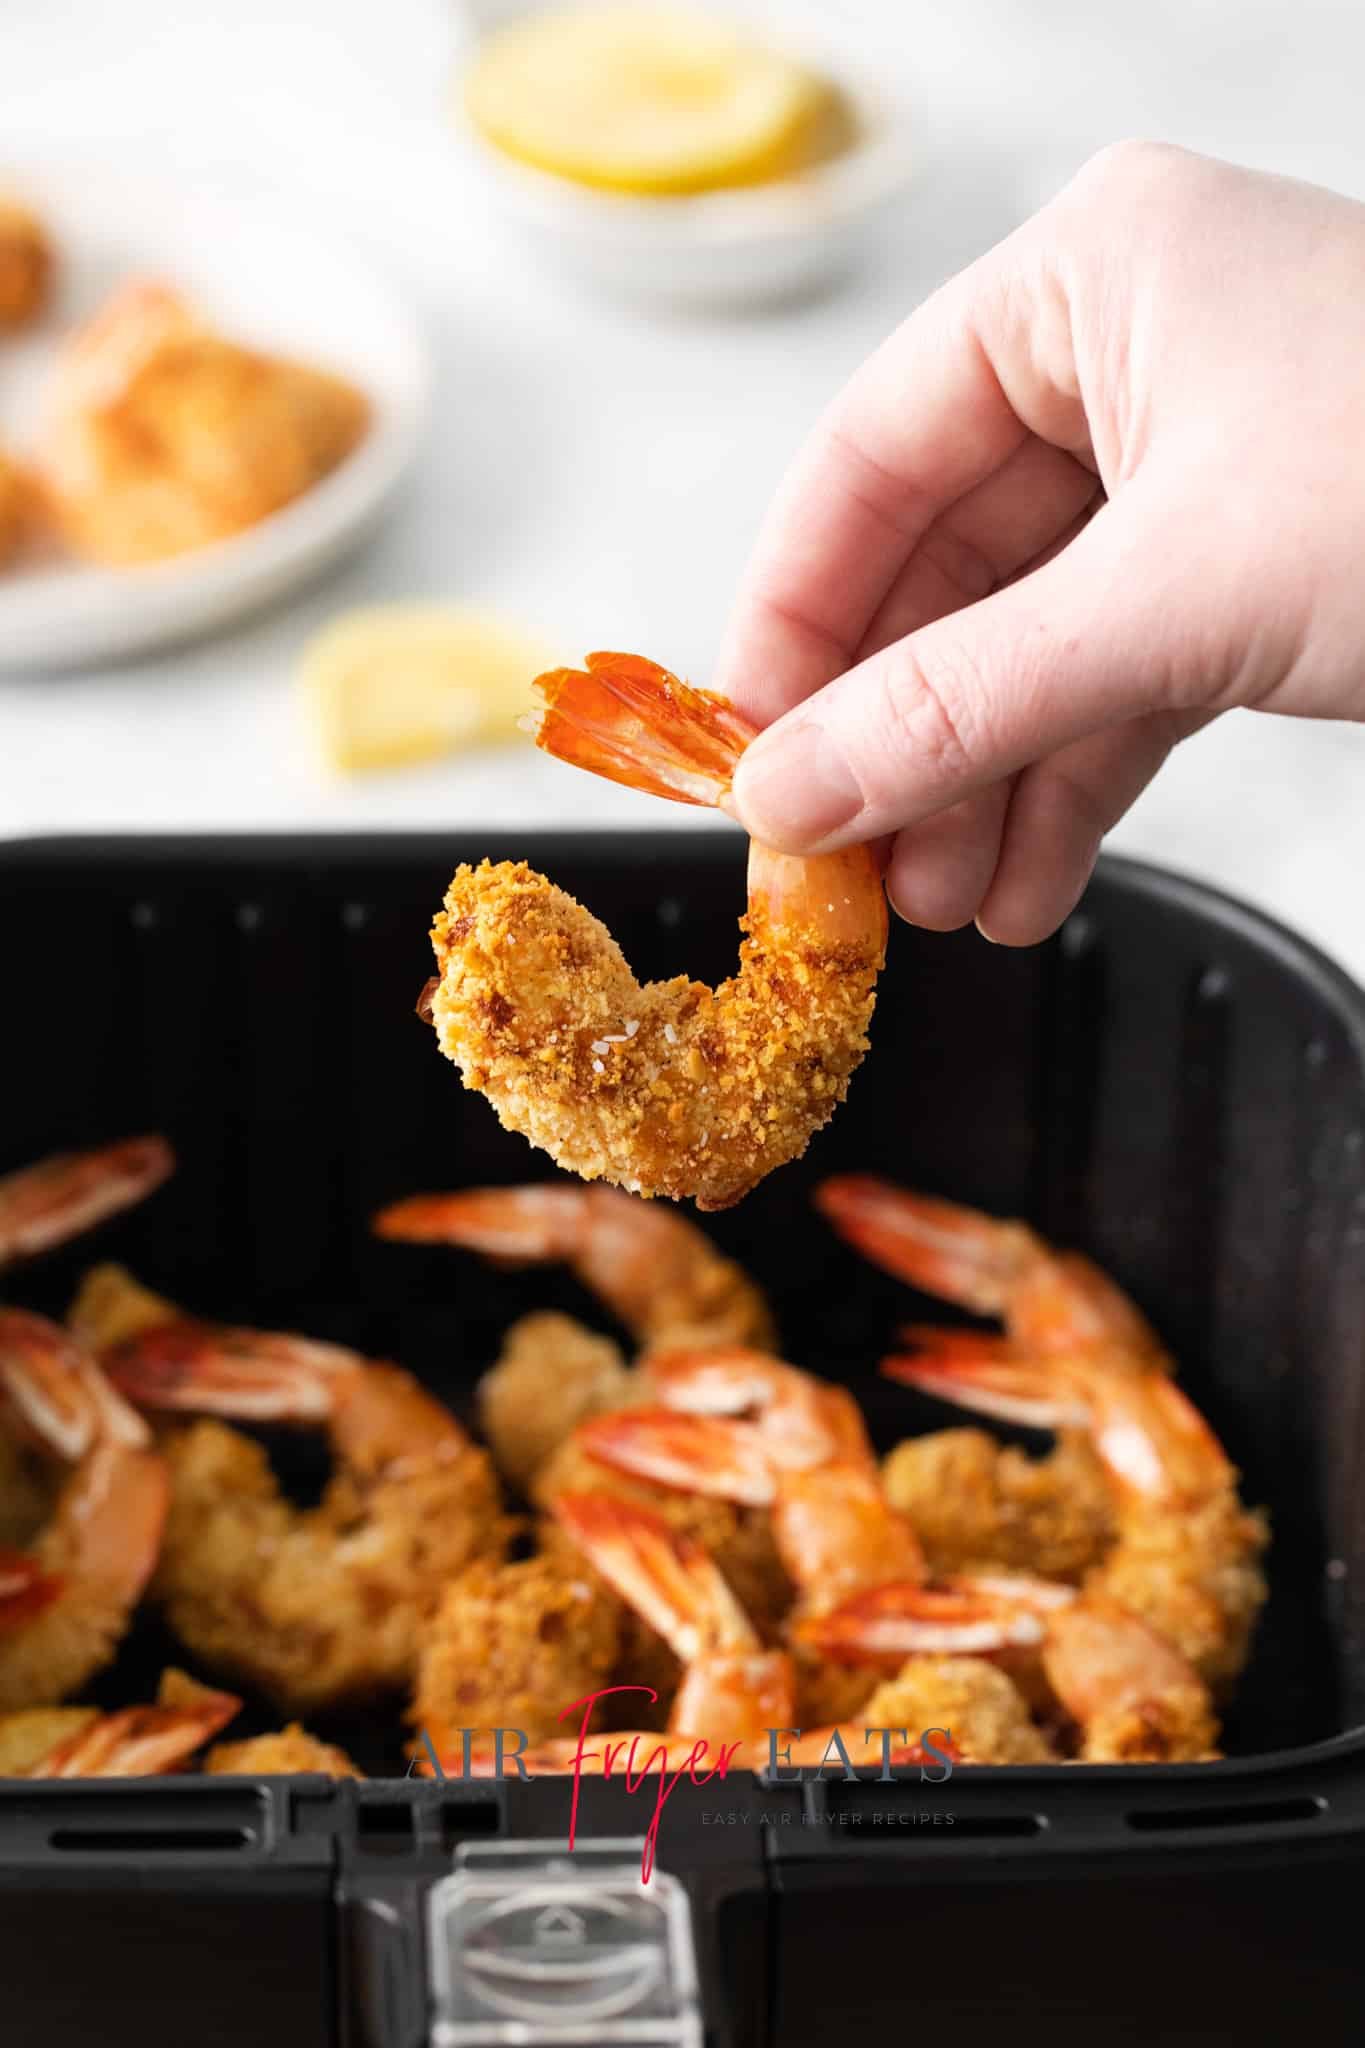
453;18;920;309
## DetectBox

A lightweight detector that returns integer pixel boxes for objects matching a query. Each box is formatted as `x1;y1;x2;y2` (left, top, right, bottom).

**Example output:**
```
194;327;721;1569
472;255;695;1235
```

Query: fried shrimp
103;1315;506;1712
578;1400;1054;1724
36;281;369;565
410;1551;621;1752
0;1137;173;1271
376;1182;776;1353
424;653;887;1209
868;1189;1268;1694
0;1309;168;1711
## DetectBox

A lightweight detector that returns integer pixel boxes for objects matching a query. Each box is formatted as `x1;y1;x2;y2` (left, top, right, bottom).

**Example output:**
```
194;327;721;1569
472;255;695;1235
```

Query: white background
2;0;1362;978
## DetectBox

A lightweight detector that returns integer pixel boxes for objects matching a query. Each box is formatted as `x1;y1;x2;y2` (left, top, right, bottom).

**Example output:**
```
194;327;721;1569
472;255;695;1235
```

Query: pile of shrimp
0;1133;1269;1783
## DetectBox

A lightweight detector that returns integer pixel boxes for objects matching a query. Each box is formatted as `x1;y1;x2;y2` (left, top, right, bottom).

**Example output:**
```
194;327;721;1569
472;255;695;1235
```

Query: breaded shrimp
103;1314;507;1712
0;1309;168;1711
425;653;887;1209
376;1182;776;1352
206;1726;361;1778
869;1195;1267;1693
577;1400;1054;1724
410;1551;621;1752
0;196;52;330
881;1427;1114;1583
36;281;369;565
824;1178;1267;1693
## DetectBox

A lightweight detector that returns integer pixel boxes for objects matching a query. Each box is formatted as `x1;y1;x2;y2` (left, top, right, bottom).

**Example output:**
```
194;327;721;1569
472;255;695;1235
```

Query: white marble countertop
2;0;1362;981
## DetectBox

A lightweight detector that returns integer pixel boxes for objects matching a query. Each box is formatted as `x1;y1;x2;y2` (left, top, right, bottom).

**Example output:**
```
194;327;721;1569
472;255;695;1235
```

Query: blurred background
2;0;1363;978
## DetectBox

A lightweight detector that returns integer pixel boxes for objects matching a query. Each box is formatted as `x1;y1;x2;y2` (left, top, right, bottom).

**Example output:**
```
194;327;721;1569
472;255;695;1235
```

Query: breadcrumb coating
411;1552;621;1750
882;1428;1115;1583
428;860;881;1210
206;1726;361;1777
861;1656;1056;1765
478;1312;635;1493
1088;1492;1269;1697
153;1415;507;1713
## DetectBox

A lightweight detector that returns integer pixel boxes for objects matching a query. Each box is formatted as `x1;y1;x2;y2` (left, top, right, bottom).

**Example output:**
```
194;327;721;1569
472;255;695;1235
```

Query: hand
716;143;1365;942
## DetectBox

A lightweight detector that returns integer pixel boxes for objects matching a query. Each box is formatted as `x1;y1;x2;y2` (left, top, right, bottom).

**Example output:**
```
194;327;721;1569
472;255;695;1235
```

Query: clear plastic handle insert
427;1840;703;2047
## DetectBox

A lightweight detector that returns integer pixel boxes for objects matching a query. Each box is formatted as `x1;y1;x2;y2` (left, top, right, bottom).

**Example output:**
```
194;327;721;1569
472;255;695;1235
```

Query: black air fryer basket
2;831;1364;2048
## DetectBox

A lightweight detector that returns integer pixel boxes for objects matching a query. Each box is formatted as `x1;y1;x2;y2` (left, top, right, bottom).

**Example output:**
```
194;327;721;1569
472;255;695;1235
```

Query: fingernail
732;721;863;849
974;915;998;944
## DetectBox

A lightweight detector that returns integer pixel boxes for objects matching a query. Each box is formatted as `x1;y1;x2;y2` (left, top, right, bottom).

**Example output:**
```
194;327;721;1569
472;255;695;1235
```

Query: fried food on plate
37;280;369;565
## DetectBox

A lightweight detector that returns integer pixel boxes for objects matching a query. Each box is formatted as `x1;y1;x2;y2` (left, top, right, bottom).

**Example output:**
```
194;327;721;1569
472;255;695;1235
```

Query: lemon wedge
300;605;555;776
464;4;835;196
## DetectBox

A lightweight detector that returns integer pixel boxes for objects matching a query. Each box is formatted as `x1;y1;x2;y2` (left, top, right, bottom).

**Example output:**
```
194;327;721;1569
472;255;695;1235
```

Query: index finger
712;229;1088;728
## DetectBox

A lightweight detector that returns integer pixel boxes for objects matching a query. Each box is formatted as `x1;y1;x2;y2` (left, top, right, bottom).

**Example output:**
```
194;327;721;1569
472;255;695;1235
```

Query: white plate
0;164;429;671
452;11;921;309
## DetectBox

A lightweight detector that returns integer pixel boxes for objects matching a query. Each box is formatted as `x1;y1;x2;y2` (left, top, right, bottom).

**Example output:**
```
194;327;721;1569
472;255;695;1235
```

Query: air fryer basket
2;831;1364;2048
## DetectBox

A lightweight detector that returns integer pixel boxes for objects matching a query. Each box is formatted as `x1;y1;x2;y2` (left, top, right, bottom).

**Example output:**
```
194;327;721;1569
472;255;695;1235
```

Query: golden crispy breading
153;1416;507;1714
429;857;881;1210
1086;1493;1269;1699
478;1312;634;1493
861;1656;1056;1765
0;198;52;331
0;1707;97;1778
37;281;369;565
411;1552;621;1749
882;1427;1116;1584
206;1726;361;1777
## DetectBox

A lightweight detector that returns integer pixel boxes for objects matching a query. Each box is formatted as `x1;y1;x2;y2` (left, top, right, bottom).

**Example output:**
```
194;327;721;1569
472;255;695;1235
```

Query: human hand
716;143;1365;942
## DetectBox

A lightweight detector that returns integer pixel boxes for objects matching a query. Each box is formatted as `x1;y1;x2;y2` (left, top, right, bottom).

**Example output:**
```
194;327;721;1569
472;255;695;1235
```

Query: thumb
729;494;1227;853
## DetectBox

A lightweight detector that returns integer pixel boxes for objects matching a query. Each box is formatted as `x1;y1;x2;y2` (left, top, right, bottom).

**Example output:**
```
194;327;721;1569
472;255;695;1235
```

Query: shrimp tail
102;1320;355;1423
554;1490;757;1659
0;1136;174;1271
0;1551;63;1627
795;1580;1054;1663
529;652;758;809
28;1689;240;1777
882;1348;1091;1431
816;1177;1035;1312
575;1407;777;1507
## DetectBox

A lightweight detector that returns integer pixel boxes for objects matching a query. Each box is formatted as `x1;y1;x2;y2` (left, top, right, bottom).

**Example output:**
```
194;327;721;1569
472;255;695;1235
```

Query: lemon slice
300;605;555;776
464;4;833;196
